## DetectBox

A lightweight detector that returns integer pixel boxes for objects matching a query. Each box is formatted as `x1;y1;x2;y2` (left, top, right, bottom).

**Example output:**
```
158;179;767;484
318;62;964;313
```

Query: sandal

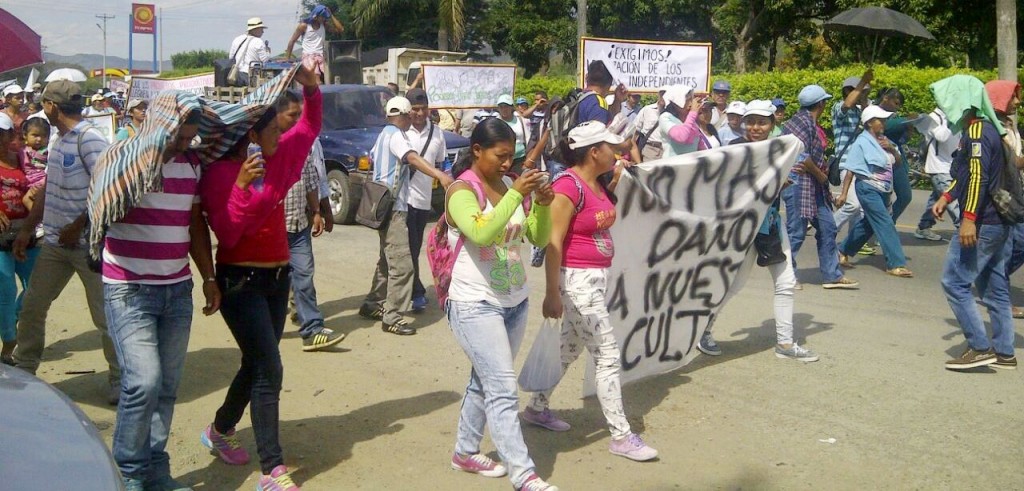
886;267;913;278
1012;307;1024;319
838;253;855;269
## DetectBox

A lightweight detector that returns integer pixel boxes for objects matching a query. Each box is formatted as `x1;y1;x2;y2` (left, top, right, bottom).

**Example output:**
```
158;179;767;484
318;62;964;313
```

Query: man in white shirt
403;88;447;312
630;86;667;161
228;17;271;86
915;107;961;240
709;80;732;130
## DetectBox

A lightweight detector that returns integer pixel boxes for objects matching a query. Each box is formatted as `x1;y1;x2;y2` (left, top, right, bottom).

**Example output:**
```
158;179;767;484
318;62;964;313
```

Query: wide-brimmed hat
247;17;267;31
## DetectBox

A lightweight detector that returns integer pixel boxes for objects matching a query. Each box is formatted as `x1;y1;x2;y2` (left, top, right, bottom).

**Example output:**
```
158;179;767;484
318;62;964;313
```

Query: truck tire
327;169;358;224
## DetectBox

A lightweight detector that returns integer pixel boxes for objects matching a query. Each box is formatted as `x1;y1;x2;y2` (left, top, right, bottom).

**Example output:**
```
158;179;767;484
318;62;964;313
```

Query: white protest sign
580;36;712;94
128;73;215;101
109;79;130;95
422;63;516;109
84;113;117;143
582;136;802;396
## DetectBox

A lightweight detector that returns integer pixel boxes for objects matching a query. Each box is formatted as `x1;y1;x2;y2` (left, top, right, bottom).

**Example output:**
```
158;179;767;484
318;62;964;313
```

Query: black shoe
359;305;384;321
302;328;346;352
993;354;1017;370
382;319;416;336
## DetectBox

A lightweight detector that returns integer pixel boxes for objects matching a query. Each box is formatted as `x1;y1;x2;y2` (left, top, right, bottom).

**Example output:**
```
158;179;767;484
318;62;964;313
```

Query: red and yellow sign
132;4;156;34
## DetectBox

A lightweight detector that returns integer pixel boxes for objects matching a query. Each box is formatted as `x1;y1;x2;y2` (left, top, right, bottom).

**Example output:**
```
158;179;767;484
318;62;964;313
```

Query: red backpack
426;170;531;310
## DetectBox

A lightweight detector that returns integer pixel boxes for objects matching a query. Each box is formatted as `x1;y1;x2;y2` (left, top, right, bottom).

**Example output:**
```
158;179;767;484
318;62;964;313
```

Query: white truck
361;47;467;93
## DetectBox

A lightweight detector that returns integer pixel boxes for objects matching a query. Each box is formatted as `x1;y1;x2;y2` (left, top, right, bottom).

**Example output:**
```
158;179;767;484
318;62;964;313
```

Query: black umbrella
824;6;935;65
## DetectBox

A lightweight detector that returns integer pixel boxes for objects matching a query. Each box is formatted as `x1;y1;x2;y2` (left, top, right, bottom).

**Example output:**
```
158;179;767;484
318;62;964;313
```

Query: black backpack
990;138;1024;224
543;89;597;163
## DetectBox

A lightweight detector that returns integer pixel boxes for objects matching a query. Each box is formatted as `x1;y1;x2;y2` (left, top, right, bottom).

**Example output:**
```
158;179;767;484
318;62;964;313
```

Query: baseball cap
567;121;625;150
2;85;24;97
41;80;83;104
771;97;786;108
725;101;747;115
663;85;694;107
496;94;514;106
744;100;776;118
797;85;832;107
515;96;528;105
247;17;267;30
0;113;12;130
91;94;105;103
385;96;412;116
406;88;428;105
712;80;732;92
842;76;870;91
860;104;893;124
125;99;146;112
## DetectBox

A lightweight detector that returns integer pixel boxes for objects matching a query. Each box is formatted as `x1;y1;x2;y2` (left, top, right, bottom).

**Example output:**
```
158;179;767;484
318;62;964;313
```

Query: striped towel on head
88;66;300;259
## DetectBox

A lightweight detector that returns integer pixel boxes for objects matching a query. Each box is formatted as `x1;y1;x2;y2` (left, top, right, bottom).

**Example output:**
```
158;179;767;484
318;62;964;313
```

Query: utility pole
577;0;587;41
996;0;1017;83
159;8;164;73
96;14;115;88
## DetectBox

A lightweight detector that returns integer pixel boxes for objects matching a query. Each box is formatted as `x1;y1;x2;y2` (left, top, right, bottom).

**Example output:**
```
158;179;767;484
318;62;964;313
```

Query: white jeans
833;170;864;241
770;228;797;345
528;267;631;439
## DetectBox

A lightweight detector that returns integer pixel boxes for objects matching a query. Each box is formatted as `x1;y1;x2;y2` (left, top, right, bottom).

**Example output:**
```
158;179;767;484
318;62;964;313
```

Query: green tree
170;50;229;70
477;0;576;76
350;0;467;51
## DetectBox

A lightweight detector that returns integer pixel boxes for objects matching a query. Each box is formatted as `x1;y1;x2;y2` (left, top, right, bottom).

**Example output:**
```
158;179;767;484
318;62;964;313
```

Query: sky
4;0;305;62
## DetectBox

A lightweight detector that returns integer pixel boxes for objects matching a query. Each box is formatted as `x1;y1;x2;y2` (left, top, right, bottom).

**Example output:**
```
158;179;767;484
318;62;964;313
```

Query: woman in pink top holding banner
522;121;658;462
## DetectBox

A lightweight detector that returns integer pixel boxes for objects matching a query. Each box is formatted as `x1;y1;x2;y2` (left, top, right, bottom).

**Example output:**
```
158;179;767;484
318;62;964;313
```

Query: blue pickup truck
318;84;469;223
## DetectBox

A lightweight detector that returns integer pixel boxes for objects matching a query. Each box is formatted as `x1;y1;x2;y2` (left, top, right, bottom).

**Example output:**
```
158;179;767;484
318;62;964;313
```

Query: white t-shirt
448;176;529;308
229;34;271;74
405;121;447;211
711;106;729;130
923;109;960;175
503;115;529;159
301;23;326;56
630;103;663;144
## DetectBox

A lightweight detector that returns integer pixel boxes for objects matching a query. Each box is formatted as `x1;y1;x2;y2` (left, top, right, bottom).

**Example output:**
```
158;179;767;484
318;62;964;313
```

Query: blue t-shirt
577;92;609;124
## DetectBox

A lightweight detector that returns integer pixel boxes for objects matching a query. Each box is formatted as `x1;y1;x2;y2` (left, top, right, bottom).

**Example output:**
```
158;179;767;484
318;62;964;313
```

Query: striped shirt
102;158;200;285
284;157;320;233
371;125;415;213
43;121;107;247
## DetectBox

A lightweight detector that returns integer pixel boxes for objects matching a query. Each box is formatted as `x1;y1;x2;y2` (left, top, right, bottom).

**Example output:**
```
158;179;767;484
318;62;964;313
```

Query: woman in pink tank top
520;121;658;462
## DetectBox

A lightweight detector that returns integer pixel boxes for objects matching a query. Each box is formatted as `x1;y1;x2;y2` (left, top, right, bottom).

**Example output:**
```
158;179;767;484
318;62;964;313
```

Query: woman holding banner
729;100;820;362
524;121;660;460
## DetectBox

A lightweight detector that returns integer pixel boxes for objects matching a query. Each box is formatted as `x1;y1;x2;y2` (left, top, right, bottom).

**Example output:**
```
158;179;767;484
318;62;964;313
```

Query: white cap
663;85;694;107
496;94;514;106
725;101;747;115
743;100;776;118
567;121;625;150
0;113;12;130
91;93;106;103
385;96;412;116
125;99;146;112
860;104;893;124
2;85;24;96
247;17;267;30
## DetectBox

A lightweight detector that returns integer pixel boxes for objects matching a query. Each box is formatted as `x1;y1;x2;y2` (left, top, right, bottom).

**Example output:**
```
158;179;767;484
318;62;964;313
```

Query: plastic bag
518;319;563;392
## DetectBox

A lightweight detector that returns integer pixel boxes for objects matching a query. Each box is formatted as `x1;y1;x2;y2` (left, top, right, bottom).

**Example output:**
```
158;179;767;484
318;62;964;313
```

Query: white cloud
5;0;301;61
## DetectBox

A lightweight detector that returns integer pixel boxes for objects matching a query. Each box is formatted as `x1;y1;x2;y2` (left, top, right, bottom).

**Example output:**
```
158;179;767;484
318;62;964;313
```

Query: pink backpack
426;170;530;311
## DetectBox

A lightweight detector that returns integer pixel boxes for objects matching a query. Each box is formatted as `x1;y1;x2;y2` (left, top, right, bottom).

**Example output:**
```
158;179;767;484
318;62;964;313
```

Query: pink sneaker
451;453;507;477
200;424;250;465
609;433;658;461
520;407;570;432
257;465;299;491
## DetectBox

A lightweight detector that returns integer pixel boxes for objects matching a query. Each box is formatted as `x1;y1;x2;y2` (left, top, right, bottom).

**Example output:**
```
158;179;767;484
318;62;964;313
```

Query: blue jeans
287;227;324;338
781;185;843;283
941;224;1014;356
891;161;912;221
214;264;290;475
1007;223;1024;277
448;299;536;488
106;280;193;481
0;247;39;342
918;173;960;230
840;181;907;270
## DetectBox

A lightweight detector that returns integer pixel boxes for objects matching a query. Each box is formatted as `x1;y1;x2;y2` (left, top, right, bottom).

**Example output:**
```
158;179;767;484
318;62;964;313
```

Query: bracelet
204;277;216;283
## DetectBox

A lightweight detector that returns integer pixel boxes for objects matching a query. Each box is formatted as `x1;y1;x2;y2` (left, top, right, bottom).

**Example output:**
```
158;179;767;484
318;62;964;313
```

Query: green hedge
515;65;1024;134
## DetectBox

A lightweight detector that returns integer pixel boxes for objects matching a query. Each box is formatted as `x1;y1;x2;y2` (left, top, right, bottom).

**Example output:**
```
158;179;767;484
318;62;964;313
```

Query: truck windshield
321;89;393;130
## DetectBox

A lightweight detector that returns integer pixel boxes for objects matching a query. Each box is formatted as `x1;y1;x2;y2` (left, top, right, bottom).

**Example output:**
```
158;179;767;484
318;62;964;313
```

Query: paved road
31;188;1024;490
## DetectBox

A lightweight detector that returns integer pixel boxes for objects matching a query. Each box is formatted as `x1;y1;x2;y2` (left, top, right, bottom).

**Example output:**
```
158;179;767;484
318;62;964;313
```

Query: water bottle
247;143;265;192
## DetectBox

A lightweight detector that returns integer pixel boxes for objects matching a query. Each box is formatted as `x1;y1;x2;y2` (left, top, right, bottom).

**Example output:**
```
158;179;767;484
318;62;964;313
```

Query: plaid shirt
830;101;861;167
284;155;321;233
782;109;829;218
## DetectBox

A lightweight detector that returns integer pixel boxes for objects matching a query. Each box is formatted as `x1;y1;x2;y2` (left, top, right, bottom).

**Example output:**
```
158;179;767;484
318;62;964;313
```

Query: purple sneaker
520;407;570;432
200;424;250;465
451;453;507;477
609;433;658;461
